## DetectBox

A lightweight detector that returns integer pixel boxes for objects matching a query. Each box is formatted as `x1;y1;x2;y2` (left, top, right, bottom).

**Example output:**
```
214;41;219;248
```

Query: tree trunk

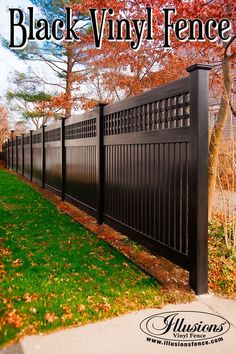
208;54;232;218
65;54;73;118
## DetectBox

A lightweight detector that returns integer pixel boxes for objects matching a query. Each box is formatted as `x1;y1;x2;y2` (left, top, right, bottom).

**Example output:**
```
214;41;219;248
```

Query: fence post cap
96;102;108;107
186;64;212;73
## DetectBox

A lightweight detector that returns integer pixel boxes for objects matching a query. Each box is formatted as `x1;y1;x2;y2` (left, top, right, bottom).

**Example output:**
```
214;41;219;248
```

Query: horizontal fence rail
1;64;211;295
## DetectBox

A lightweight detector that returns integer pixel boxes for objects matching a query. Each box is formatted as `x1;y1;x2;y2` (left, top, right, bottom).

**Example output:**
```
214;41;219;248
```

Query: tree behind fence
1;64;211;295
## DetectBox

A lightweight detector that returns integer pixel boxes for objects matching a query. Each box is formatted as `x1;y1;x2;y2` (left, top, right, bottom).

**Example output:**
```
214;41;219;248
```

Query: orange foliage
50;93;74;112
0;106;9;148
67;0;235;107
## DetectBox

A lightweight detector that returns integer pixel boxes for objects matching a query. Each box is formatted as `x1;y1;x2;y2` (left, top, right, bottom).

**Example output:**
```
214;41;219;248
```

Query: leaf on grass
29;307;37;314
15;272;23;277
100;302;111;313
64;263;72;268
61;305;70;313
62;313;73;322
12;259;22;267
6;310;23;328
0;265;6;282
23;293;39;302
77;304;86;312
48;293;58;300
91;265;98;270
87;296;94;302
94;302;111;313
1;248;11;256
84;277;93;283
45;312;58;323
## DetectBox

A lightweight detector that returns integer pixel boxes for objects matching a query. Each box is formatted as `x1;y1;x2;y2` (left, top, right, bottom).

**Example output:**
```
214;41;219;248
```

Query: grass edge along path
0;169;194;348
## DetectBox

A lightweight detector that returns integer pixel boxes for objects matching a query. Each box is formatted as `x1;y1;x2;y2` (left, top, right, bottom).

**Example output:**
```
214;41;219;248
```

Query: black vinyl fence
1;64;211;295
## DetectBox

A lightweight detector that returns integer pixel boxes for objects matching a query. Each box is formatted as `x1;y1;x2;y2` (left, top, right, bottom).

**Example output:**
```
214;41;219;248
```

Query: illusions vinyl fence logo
140;311;230;343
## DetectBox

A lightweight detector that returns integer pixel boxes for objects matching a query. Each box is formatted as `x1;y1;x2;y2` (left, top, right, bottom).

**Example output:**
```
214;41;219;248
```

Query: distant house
209;95;236;140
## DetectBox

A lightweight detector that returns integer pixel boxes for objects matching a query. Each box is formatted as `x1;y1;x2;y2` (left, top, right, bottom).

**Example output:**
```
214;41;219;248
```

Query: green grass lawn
0;169;164;347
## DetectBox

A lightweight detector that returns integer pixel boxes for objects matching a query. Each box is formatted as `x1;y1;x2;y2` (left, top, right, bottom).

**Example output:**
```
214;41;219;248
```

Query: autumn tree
168;0;236;217
0;106;9;149
208;37;236;217
71;1;170;101
2;0;90;118
7;70;66;129
7;91;56;129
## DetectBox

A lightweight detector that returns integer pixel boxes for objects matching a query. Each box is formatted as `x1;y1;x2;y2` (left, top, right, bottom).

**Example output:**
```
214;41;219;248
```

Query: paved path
1;295;236;354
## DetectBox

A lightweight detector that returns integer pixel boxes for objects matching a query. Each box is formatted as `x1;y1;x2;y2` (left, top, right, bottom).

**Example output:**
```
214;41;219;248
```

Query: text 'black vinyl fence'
1;64;211;295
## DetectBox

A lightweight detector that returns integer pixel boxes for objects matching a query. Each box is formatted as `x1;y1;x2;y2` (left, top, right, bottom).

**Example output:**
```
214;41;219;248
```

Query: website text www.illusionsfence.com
146;337;224;347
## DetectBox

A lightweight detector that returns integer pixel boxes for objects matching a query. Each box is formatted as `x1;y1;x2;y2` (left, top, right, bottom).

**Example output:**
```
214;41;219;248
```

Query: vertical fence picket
15;136;18;172
41;126;46;188
21;134;24;176
30;130;33;181
7;139;9;169
61;118;66;201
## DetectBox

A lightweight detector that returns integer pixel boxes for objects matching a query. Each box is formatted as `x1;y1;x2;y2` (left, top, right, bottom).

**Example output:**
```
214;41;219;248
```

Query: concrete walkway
1;295;236;354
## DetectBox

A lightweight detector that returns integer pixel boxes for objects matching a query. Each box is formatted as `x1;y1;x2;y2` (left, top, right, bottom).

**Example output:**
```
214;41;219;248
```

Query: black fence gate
1;64;211;294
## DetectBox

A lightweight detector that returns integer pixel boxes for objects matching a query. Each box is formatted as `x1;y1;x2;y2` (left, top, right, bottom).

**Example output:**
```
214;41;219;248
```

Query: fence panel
1;64;211;295
17;138;22;173
103;78;190;269
0;143;7;163
32;131;42;184
23;135;31;178
64;113;98;216
45;123;62;195
9;140;12;169
12;139;16;170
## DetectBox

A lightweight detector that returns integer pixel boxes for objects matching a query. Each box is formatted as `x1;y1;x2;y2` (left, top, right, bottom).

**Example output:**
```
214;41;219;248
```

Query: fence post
96;103;106;225
61;118;66;201
30;130;33;181
6;140;9;168
11;130;14;170
187;63;212;295
15;136;18;172
41;125;46;188
7;139;10;169
21;134;24;176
